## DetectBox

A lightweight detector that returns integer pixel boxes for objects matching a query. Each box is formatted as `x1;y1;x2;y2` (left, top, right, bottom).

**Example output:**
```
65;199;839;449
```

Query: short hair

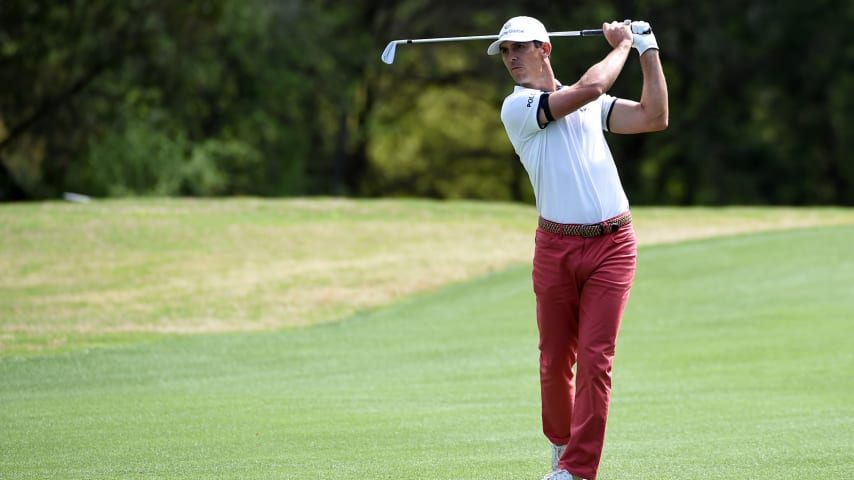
533;40;544;48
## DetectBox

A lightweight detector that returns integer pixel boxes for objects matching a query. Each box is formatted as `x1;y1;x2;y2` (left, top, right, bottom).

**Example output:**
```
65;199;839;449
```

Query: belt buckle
609;221;621;233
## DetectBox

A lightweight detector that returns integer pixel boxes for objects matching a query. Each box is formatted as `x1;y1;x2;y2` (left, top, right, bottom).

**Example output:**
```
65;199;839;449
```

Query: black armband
539;92;555;127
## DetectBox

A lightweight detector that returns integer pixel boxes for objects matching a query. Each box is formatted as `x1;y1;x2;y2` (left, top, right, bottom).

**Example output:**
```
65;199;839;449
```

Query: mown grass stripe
2;225;852;479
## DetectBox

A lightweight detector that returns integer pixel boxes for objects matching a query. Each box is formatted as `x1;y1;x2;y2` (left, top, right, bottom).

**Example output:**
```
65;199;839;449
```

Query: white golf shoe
543;468;584;480
551;443;567;471
546;444;586;480
540;469;586;480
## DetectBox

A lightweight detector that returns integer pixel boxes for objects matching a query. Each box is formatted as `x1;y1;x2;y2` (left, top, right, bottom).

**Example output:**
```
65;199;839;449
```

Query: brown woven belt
538;212;632;238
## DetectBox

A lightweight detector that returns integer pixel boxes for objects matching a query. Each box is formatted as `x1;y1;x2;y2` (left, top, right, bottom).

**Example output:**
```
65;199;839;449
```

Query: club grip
581;29;604;36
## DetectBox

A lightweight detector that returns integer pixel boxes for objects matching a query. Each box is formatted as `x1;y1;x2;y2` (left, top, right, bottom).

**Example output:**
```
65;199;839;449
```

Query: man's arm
608;45;669;134
539;21;633;124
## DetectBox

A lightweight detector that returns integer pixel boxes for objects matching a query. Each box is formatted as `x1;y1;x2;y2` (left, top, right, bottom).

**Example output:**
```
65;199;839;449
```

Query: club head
381;41;398;64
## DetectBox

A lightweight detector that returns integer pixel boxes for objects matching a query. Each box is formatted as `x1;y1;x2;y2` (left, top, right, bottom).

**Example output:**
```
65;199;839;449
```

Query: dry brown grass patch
1;199;851;353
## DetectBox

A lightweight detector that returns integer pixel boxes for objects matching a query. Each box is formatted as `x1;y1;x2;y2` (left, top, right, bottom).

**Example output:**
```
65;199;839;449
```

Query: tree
2;0;852;204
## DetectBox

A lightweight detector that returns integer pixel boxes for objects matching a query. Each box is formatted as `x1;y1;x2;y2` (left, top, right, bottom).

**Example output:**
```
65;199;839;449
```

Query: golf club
381;29;603;65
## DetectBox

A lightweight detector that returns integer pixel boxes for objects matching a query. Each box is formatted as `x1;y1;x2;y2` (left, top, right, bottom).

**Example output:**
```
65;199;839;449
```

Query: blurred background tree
1;0;851;204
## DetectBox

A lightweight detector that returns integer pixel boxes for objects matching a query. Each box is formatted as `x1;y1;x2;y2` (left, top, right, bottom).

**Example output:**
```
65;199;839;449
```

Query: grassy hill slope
1;198;851;356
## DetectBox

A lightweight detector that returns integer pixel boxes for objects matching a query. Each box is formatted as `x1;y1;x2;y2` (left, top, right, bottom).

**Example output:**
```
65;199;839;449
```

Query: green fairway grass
1;204;852;478
607;226;854;479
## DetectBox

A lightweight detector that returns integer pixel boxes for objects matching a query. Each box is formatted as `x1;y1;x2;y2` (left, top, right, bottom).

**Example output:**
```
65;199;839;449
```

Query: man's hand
630;21;658;56
602;20;633;50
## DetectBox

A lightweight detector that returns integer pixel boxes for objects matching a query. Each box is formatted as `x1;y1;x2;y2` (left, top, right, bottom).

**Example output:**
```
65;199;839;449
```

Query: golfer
487;16;668;480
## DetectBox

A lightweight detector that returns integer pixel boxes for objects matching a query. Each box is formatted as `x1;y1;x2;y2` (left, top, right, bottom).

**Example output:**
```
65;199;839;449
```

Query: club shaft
381;29;602;64
395;29;602;45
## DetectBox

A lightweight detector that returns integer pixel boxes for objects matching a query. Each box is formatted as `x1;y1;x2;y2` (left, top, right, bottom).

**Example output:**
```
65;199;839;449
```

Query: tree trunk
0;159;28;201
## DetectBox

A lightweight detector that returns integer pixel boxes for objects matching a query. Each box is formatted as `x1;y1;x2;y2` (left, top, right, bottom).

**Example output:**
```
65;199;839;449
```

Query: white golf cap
487;16;550;55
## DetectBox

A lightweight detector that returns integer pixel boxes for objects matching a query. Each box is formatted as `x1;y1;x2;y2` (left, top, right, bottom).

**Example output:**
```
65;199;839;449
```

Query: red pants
532;219;637;480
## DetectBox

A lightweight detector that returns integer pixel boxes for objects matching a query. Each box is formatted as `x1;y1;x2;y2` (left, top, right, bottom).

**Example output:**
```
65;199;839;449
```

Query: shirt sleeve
500;89;544;144
600;94;618;132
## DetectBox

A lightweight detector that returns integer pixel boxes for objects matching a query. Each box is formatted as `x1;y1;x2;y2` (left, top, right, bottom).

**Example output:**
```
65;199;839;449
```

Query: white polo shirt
501;86;629;224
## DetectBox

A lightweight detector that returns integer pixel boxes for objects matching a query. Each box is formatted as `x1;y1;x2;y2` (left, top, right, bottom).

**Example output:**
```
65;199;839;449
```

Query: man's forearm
548;41;632;119
639;50;668;129
579;40;633;94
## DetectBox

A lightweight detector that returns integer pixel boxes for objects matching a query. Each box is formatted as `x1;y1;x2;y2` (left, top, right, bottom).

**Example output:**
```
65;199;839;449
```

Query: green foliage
0;0;322;198
367;82;525;200
82;115;187;196
182;139;262;196
1;0;853;203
